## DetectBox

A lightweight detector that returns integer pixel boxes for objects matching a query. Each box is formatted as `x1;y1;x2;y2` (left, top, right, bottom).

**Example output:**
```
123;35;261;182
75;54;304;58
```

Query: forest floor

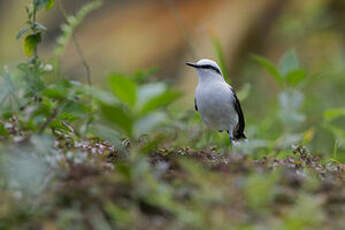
1;117;345;230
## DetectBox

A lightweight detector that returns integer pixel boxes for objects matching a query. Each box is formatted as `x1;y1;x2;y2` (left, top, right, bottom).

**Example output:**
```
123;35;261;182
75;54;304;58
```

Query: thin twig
58;0;93;135
32;3;39;64
38;107;59;134
57;0;92;87
72;33;92;87
70;22;93;135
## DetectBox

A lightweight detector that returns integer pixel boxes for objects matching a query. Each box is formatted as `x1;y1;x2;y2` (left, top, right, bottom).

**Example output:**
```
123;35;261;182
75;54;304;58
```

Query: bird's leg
229;138;233;153
220;131;227;155
219;130;228;154
221;137;227;155
227;131;233;154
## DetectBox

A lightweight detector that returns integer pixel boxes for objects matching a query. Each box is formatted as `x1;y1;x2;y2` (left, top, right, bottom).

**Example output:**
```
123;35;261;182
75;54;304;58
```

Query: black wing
233;93;246;141
194;97;198;111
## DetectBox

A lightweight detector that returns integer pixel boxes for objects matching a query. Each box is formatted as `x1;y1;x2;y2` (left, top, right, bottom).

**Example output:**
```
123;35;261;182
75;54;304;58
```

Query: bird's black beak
186;62;199;68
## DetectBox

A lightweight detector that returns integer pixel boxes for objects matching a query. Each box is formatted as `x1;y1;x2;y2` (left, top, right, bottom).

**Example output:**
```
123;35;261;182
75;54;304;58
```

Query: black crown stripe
198;64;222;75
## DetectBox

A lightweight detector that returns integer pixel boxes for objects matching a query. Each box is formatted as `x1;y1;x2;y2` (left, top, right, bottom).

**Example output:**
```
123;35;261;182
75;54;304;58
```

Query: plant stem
58;0;93;87
57;0;94;135
32;4;38;63
72;33;92;87
38;107;59;134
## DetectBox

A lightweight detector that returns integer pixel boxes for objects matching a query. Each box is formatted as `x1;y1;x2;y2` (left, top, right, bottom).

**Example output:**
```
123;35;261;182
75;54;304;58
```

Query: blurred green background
1;0;345;154
1;1;345;229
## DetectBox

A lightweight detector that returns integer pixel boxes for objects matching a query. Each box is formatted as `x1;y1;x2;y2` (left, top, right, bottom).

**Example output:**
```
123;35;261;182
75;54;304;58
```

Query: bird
186;59;246;149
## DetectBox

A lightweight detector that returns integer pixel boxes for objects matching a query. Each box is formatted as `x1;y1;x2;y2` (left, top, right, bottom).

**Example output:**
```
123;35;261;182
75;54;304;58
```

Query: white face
196;59;221;69
186;59;223;82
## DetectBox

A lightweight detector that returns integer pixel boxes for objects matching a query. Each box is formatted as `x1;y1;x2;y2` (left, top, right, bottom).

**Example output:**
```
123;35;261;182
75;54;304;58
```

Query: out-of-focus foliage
254;50;307;128
323;107;345;161
17;0;55;58
98;73;181;137
253;50;307;88
0;1;345;230
55;0;102;56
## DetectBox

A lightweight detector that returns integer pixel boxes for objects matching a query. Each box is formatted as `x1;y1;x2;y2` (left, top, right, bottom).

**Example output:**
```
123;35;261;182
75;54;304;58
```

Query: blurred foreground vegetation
0;1;345;229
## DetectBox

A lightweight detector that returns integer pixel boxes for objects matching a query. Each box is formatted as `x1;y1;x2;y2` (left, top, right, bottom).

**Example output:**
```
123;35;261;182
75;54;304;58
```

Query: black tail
227;130;246;142
232;93;246;141
233;131;246;141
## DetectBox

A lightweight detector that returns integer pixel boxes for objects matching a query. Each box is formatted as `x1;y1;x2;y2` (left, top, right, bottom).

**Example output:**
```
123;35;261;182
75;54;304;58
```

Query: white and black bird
186;59;246;148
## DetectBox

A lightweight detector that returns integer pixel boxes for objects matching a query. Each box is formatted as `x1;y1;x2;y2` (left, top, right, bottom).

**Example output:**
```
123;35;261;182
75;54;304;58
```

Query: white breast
195;81;238;132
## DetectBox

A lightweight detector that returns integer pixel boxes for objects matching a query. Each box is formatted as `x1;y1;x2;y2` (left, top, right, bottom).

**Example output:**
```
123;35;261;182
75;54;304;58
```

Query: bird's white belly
196;83;238;131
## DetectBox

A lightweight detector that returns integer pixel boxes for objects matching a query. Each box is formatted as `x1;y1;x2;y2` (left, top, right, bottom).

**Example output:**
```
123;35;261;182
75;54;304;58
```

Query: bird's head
186;59;223;82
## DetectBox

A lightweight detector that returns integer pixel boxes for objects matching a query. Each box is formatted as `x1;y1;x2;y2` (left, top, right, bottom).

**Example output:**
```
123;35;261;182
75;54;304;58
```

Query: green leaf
140;134;165;154
108;74;137;107
324;124;345;147
31;103;52;119
286;69;307;86
33;0;55;10
252;55;283;85
42;87;68;100
0;124;8;136
132;67;158;83
45;0;55;10
280;49;300;76
100;103;133;136
137;83;166;106
140;90;181;115
323;108;345;123
16;26;31;40
50;120;71;132
134;112;166;137
24;33;41;57
81;86;119;105
33;0;44;9
33;23;47;32
62;101;90;115
279;90;305;125
89;125;122;146
57;113;79;122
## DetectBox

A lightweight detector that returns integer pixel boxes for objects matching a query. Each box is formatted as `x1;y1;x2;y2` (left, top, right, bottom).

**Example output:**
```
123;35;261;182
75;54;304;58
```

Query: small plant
14;0;55;98
98;73;181;139
17;0;55;60
322;107;345;162
55;0;102;56
252;50;310;151
0;2;344;230
253;50;308;88
1;0;103;136
253;50;308;126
